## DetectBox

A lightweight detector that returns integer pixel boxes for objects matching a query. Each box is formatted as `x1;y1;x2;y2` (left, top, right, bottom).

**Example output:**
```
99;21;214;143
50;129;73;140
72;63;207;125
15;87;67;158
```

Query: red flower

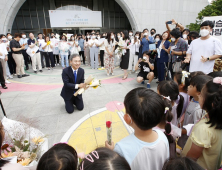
106;121;112;128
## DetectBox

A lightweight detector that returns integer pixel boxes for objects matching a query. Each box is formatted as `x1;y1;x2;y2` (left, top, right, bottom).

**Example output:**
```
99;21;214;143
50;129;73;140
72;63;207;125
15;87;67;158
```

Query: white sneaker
57;64;60;66
5;80;11;84
8;75;13;79
111;73;114;76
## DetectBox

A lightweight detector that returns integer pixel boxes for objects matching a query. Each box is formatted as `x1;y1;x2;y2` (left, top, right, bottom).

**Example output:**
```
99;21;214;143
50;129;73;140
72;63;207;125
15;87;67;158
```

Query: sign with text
49;10;102;28
203;16;222;41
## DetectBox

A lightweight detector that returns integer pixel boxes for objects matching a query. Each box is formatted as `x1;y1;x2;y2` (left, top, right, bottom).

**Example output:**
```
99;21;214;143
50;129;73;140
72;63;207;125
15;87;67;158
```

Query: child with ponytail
182;77;222;170
157;80;184;127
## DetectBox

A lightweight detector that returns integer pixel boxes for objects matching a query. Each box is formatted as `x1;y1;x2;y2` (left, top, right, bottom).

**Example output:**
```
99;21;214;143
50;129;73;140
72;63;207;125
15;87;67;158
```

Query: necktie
74;70;77;83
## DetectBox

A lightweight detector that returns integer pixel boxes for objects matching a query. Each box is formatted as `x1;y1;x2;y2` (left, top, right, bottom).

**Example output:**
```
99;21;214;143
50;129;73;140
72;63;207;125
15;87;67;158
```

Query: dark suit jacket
157;40;170;63
61;66;85;100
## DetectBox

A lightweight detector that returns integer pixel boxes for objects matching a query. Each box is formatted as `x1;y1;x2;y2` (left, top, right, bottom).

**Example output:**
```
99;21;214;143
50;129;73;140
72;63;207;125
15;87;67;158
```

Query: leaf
24;140;29;144
23;143;30;152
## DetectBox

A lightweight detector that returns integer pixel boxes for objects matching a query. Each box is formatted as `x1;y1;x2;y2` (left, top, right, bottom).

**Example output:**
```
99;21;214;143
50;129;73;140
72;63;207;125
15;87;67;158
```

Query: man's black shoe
34;71;37;74
22;74;30;77
17;75;22;78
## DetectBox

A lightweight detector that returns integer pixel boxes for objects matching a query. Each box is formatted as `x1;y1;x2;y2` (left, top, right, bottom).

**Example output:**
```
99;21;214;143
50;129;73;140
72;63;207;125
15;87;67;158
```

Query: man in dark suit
61;54;86;114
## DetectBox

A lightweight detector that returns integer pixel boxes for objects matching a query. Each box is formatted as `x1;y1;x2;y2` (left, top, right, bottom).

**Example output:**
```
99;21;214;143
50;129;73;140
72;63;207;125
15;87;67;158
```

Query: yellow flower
32;137;44;144
1;152;14;158
18;158;31;166
89;81;92;85
92;86;98;89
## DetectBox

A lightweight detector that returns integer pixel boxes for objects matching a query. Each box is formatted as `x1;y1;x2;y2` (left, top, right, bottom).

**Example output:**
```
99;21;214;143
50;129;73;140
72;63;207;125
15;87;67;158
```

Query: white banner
49;10;102;28
203;16;222;41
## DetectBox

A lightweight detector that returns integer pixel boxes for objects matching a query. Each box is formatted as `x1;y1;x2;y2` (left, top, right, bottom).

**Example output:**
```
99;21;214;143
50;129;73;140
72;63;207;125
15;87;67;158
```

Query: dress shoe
25;66;29;70
34;71;37;74
22;74;30;77
17;75;22;78
39;70;43;73
2;86;8;89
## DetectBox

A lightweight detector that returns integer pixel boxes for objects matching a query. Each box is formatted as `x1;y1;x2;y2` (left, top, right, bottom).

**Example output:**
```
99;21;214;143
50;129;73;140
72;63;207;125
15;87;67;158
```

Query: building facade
0;0;209;35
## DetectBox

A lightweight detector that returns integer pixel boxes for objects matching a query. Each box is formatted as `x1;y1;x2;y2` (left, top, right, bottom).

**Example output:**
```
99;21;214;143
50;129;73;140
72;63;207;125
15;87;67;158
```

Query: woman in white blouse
69;35;79;55
84;34;91;66
58;35;69;69
104;32;116;76
42;36;55;70
89;33;99;69
128;32;140;73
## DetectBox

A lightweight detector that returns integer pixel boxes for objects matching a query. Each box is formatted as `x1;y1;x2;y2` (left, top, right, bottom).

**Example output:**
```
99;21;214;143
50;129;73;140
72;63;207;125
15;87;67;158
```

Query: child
37;143;78;170
174;71;191;116
162;157;205;170
182;77;222;170
157;81;184;127
106;88;169;170
78;147;130;170
135;51;154;89
153;97;180;159
178;75;212;149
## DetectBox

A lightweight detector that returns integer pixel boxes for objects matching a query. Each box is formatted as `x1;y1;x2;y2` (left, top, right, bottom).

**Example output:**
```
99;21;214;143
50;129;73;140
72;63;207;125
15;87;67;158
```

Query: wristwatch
207;57;210;61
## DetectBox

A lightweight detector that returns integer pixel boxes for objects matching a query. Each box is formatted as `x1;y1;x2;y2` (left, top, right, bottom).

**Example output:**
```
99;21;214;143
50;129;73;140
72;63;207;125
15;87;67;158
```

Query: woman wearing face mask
167;28;188;76
42;36;55;70
89;33;99;69
104;32;116;76
120;30;130;80
128;31;140;74
156;31;170;82
69;35;79;55
152;34;162;79
182;29;190;44
84;34;91;66
59;35;70;69
98;33;106;69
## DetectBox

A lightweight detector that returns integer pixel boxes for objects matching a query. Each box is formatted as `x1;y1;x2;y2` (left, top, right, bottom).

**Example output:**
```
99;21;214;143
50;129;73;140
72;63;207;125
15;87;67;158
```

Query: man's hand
184;56;191;63
201;56;208;63
79;83;86;89
138;58;142;63
105;141;115;150
21;46;25;50
171;50;176;55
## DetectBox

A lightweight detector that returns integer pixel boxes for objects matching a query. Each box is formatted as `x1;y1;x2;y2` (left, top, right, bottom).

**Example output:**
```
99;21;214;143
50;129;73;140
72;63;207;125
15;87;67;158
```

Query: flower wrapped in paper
74;75;101;96
1;117;48;169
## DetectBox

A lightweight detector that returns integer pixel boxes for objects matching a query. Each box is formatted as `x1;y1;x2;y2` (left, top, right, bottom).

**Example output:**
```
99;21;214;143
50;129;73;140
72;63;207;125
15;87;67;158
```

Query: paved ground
0;62;158;148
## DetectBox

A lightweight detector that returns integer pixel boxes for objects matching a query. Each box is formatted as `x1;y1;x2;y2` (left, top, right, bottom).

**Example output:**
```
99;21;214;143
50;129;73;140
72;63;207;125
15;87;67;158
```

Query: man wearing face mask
6;33;16;76
150;28;156;38
19;33;29;70
184;20;222;74
141;29;154;54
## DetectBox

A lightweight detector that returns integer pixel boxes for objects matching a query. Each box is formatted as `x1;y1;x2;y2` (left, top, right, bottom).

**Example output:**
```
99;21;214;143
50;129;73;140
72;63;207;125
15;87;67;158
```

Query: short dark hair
129;30;133;33
154;34;162;40
190;75;212;92
182;29;190;34
51;32;54;34
151;28;156;33
202;79;222;129
69;54;80;62
143;28;148;32
124;88;164;130
142;51;151;57
0;34;6;39
188;31;200;39
38;33;43;35
162;157;205;170
14;33;22;38
170;28;181;39
78;148;130;170
6;33;11;36
200;20;214;29
37;144;78;170
208;71;222;78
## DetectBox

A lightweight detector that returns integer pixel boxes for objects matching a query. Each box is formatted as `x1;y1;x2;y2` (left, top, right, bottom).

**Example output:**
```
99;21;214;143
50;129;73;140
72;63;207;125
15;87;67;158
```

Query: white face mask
8;36;12;40
111;35;114;39
200;29;210;37
22;35;26;38
144;33;148;36
155;38;160;42
87;36;90;38
183;34;187;39
143;56;147;60
171;38;176;42
117;36;121;39
71;38;74;41
92;36;96;39
97;36;100;39
129;33;133;36
135;36;139;39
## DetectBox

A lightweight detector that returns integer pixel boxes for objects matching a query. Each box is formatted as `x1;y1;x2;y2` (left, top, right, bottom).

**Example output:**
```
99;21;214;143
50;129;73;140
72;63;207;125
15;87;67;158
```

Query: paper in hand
183;124;194;136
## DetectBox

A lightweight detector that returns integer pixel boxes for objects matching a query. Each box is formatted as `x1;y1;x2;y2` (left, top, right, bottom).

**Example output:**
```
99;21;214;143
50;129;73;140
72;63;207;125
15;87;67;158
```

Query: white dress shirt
71;67;79;89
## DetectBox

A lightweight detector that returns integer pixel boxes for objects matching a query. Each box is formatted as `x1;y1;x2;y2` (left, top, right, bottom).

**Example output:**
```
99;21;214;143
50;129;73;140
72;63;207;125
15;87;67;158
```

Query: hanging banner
203;16;222;41
49;10;102;28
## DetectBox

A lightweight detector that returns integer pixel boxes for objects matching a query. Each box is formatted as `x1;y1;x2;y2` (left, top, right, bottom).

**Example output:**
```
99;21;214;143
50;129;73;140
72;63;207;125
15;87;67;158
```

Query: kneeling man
61;54;86;113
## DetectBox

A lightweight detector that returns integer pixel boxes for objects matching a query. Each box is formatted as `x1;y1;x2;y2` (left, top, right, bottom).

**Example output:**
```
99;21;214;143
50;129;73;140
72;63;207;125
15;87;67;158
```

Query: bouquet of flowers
74;75;101;96
1;117;48;169
115;40;126;58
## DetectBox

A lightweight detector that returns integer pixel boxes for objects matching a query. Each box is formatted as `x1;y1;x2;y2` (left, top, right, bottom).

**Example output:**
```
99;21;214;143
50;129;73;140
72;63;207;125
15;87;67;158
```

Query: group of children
2;70;222;170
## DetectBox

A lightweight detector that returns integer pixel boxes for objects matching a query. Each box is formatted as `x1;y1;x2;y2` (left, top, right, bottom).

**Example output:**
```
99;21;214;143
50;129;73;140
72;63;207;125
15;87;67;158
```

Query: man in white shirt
38;33;45;68
184;20;222;74
19;33;29;70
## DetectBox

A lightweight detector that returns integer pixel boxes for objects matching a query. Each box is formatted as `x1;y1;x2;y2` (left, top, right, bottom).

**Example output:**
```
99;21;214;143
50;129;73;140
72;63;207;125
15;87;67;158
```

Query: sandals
122;76;128;80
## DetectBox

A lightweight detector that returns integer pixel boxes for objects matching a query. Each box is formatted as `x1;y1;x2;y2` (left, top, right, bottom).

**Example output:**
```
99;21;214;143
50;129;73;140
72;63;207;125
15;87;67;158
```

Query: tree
187;0;222;32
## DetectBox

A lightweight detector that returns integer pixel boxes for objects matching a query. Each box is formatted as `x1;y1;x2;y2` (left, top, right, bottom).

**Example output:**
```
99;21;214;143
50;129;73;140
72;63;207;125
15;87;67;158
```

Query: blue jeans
61;55;69;68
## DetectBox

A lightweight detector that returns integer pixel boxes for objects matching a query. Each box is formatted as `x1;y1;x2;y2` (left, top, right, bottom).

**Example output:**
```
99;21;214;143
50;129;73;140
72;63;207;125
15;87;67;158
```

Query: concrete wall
0;0;209;34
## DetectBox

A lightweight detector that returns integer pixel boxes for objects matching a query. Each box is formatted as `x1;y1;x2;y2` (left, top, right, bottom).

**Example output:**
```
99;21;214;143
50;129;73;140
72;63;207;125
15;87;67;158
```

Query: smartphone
167;21;172;24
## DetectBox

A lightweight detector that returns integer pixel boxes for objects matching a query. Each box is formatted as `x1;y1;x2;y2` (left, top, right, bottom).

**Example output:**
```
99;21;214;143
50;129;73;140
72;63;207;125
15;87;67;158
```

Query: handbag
214;58;222;72
173;61;182;72
77;46;81;52
164;62;172;80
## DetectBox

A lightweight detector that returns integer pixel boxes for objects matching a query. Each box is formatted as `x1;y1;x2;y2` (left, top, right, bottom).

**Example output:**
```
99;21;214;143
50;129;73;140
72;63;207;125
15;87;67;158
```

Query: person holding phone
141;29;154;54
135;51;154;89
165;19;185;34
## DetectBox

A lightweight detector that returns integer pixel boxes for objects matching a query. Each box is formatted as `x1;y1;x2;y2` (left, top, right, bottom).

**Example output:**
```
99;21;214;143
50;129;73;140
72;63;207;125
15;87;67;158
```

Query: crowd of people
0;18;222;170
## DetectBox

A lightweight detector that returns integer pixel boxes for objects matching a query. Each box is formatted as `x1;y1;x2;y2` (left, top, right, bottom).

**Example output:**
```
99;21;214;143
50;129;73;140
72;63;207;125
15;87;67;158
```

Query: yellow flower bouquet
74;75;101;96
